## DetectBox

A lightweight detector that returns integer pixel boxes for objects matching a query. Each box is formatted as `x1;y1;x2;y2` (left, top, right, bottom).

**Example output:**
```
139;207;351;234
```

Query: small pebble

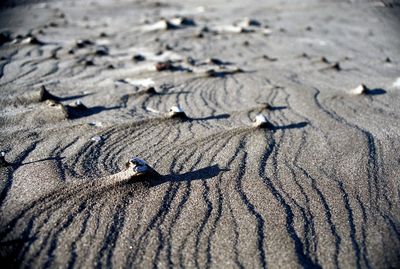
169;16;196;27
236;18;261;28
0;151;10;167
144;87;157;95
91;136;102;142
330;62;341;71
126;157;149;174
89;121;103;127
262;55;277;61
185;56;196;65
350;84;369;95
207;58;224;65
21;36;44;45
253;114;273;128
85;59;95;66
95;45;109;56
76;39;94;48
155;61;172;71
392;77;400;89
321;57;330;63
168;106;187;119
132;54;145;62
71;100;88;110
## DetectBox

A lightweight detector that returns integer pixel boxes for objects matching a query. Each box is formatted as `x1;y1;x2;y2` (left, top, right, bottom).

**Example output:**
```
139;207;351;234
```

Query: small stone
152;19;176;31
0;151;10;167
169;16;196;27
132;54;145;62
144;87;157;95
321;56;330;63
89;121;103;127
21;36;44;45
262;28;272;35
207;58;224;65
350;84;369;95
85;59;95;66
392;77;400;89
167;106;187;119
76;39;94;48
236;18;261;28
262;55;277;61
155;61;172;71
330;62;341;71
91;136;102;142
95;45;109;56
195;31;204;38
71;100;88;110
125;157;149;174
185;56;196;65
253;114;273;128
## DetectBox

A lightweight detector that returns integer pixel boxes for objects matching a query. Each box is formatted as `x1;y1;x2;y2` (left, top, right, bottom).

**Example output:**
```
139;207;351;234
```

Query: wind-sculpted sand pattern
1;0;400;268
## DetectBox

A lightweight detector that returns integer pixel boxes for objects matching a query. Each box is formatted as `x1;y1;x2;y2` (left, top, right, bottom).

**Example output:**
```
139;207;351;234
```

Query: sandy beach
0;0;400;268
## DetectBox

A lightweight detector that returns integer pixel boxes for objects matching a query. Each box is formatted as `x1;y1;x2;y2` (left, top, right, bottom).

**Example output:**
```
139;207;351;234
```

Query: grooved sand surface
0;1;400;268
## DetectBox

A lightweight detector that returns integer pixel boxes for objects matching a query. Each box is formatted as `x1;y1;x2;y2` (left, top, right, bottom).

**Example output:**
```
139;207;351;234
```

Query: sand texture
1;0;400;268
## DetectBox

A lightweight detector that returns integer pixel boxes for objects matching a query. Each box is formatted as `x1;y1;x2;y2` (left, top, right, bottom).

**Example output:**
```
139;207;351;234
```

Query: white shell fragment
214;25;245;33
143;19;172;31
89;121;103;127
255;114;267;126
122;78;155;87
20;36;43;45
262;28;272;35
350;84;369;95
236;18;261;28
103;157;158;183
0;151;10;167
70;99;88;110
169;16;195;27
91;135;102;142
126;157;149;174
170;106;183;113
168;106;187;119
392;77;400;89
142;17;194;32
253;114;273;128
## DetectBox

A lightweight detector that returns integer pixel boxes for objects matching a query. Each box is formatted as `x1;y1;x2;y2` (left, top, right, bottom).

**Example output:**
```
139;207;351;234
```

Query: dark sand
1;0;400;268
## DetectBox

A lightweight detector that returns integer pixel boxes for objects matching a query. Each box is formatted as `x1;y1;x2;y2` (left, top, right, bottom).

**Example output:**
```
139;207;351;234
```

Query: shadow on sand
149;164;228;186
272;121;308;130
364;88;386;95
190;113;230;121
67;105;121;119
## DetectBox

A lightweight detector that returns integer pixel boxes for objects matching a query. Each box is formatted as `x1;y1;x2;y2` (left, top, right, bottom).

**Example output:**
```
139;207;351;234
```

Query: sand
0;0;400;268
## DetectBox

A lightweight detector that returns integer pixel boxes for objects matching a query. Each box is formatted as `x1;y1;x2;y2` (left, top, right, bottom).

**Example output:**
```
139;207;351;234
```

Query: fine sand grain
1;0;400;268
